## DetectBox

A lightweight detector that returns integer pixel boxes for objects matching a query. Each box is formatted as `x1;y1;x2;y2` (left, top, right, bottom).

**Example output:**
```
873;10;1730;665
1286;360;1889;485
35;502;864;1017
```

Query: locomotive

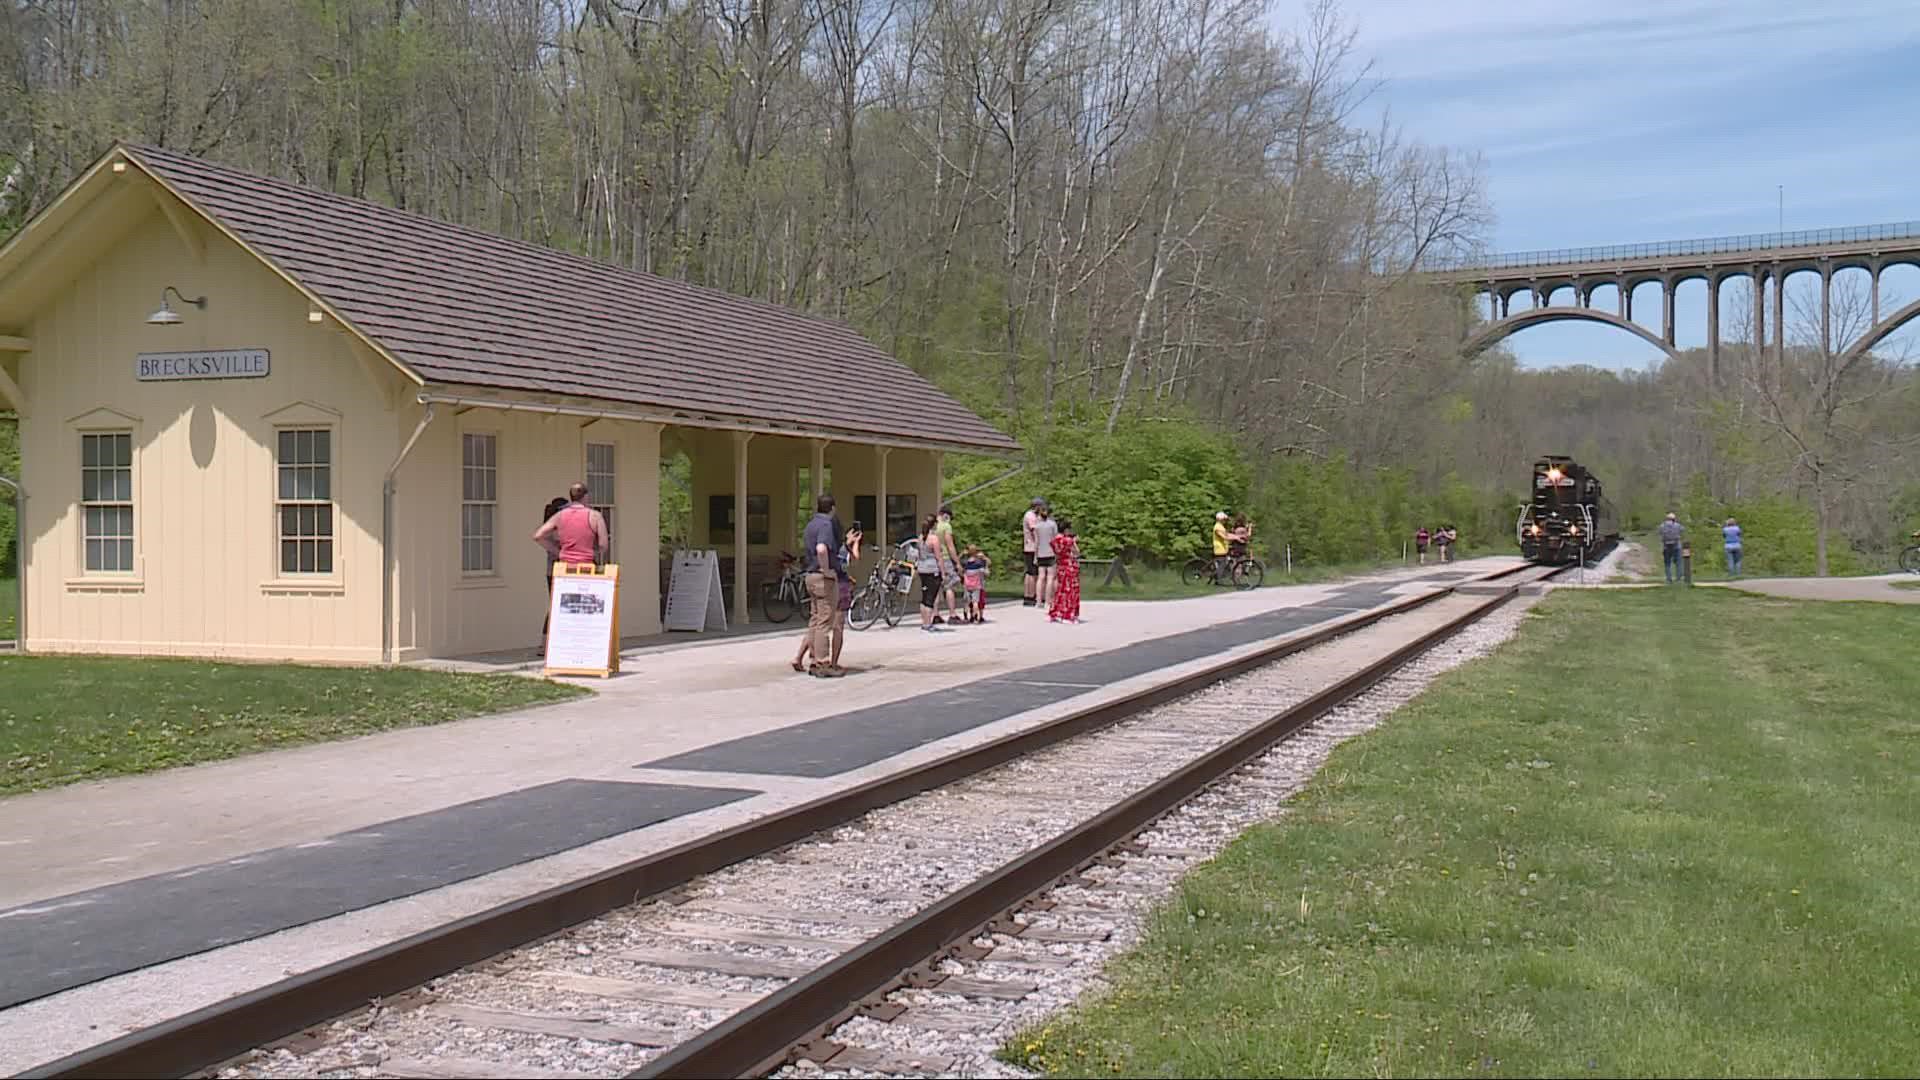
1516;455;1618;565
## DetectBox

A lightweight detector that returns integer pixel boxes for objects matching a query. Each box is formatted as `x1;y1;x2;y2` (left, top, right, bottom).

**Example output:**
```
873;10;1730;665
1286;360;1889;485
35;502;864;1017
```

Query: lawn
0;656;587;796
1009;589;1920;1077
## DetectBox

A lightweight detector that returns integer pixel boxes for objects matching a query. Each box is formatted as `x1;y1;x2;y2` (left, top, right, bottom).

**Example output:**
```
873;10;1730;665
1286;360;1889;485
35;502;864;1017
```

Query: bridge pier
1821;261;1832;356
1772;268;1786;368
1752;266;1765;362
1707;277;1721;384
1661;282;1675;347
1871;261;1881;324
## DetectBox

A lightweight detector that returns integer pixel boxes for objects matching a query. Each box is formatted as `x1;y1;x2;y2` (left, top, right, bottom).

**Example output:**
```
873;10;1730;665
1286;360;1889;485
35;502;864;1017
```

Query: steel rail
633;577;1543;1078
20;565;1524;1080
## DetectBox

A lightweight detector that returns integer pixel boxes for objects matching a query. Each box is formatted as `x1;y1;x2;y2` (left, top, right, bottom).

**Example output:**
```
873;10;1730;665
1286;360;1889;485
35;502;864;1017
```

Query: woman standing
917;515;947;632
1722;517;1743;577
1048;518;1082;623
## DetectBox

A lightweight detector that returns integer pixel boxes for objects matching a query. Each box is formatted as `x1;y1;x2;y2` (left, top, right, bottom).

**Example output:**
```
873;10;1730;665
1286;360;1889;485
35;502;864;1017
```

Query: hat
1666;512;1677;520
1216;511;1229;520
1031;497;1046;507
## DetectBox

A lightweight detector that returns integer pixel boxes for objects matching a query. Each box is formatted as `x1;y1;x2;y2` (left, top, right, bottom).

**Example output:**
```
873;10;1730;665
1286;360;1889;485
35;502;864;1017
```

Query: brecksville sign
135;349;271;381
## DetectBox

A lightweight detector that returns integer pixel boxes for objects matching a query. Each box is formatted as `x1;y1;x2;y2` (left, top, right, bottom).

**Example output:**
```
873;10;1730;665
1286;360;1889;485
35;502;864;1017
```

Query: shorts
1024;551;1038;574
966;586;984;606
837;576;853;612
919;571;942;608
1416;542;1429;552
1036;555;1056;568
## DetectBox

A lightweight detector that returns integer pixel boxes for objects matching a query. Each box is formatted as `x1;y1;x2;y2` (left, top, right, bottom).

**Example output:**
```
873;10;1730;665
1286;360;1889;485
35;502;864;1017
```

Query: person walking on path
1658;512;1685;583
799;493;845;677
1048;518;1082;623
917;515;947;631
935;504;964;625
1033;505;1061;608
1722;517;1743;578
1022;498;1045;606
1414;525;1431;565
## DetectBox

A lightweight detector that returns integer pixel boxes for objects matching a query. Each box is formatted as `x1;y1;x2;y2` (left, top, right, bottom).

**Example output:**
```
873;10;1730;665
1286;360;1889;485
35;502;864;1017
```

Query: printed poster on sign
545;567;620;675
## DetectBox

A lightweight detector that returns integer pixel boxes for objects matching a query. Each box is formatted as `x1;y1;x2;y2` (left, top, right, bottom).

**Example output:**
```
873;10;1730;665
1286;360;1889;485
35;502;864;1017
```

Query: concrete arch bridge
1425;221;1920;374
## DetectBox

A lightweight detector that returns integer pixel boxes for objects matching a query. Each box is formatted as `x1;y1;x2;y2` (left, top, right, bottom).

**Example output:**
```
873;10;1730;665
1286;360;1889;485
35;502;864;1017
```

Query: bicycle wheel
1901;545;1920;575
848;584;883;631
883;588;908;628
1182;558;1211;587
1232;558;1265;590
761;580;796;623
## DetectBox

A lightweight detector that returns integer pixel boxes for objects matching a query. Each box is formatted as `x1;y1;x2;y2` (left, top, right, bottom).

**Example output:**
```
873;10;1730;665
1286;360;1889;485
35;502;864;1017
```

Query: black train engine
1517;456;1618;565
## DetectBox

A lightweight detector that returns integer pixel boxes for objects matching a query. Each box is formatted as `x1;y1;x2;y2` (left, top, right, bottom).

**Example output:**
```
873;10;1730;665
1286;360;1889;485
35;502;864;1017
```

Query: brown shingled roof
120;144;1018;454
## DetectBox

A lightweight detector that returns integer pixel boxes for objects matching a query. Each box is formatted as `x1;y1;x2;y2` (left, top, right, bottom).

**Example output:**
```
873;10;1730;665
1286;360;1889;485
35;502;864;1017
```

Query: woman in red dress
1048;518;1082;623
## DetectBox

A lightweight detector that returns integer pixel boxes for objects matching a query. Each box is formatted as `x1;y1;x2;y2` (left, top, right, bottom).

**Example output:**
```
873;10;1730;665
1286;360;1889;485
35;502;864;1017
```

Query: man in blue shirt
1722;517;1743;578
800;494;844;677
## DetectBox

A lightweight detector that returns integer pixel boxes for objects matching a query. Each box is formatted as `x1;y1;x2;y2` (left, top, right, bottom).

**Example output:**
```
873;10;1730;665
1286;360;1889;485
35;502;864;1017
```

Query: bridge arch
1838;293;1920;366
1461;306;1681;361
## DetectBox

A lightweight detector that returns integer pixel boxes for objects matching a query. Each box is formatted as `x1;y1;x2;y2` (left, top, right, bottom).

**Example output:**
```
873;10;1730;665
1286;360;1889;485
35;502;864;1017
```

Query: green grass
0;657;587;796
1084;559;1409;601
1894;579;1919;591
1009;589;1920;1077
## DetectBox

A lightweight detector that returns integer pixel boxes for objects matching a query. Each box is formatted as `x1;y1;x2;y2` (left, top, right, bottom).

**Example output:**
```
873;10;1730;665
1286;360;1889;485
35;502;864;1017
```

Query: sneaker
809;665;843;678
933;616;946;625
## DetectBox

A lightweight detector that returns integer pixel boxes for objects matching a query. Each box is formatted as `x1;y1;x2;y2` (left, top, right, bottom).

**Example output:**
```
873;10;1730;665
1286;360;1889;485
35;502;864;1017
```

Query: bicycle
849;554;918;630
1181;551;1265;590
759;551;806;623
1901;531;1920;575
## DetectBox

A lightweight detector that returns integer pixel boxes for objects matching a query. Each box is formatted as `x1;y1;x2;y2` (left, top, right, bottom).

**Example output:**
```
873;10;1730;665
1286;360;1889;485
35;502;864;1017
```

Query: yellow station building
0;144;1015;663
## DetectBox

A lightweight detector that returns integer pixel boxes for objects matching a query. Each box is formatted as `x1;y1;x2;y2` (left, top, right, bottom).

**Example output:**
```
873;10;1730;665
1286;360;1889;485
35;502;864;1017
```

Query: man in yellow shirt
1212;511;1232;582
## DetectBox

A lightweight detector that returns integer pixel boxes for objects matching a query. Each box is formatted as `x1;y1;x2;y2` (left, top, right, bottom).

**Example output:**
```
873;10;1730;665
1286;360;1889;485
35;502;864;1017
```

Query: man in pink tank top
533;482;608;568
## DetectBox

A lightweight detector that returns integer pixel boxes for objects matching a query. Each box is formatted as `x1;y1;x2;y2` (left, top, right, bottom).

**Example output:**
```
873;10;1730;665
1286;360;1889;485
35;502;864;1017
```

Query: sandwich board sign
665;549;728;632
545;563;621;677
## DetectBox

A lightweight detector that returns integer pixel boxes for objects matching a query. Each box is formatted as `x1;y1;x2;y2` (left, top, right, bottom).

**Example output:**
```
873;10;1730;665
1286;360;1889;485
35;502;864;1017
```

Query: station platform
0;558;1516;1072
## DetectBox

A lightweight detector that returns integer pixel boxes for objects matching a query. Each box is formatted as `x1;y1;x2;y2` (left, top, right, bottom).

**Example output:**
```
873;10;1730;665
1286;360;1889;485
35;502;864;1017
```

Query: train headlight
1569;524;1580;535
1528;524;1541;535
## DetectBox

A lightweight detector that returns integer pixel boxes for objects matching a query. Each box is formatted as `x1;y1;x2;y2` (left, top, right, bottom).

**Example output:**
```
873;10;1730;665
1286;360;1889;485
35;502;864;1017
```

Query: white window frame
585;440;616;561
461;431;499;575
274;426;337;576
79;430;136;575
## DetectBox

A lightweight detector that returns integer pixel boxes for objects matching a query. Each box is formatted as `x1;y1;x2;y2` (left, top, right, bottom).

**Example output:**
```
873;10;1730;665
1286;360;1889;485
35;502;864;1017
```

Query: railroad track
26;562;1557;1080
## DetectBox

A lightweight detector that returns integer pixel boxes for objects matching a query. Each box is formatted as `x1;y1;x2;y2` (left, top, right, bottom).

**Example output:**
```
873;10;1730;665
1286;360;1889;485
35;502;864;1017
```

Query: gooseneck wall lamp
147;286;207;326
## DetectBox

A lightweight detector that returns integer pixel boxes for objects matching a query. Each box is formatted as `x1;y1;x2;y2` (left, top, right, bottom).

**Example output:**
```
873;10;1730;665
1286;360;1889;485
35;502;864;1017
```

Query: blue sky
1280;1;1920;369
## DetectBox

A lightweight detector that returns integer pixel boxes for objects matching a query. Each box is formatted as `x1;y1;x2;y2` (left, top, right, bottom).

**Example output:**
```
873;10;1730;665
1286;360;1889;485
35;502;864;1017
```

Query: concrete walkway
1707;573;1920;605
1;560;1505;908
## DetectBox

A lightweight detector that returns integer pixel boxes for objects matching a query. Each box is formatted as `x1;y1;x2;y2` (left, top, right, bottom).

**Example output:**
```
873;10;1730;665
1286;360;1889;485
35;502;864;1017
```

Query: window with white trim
81;432;135;573
275;428;334;574
461;433;497;573
586;442;615;558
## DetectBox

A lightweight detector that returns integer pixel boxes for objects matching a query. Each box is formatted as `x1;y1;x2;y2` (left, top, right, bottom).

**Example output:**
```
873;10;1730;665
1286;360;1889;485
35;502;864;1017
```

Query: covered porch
662;427;945;626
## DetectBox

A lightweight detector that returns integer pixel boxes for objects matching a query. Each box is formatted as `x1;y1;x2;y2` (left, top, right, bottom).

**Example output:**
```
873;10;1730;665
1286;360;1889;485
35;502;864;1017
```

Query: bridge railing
1429;220;1920;273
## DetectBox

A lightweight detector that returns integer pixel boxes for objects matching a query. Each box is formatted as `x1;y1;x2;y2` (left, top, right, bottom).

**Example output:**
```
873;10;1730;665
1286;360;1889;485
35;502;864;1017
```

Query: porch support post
732;430;752;625
875;445;891;552
809;439;828;510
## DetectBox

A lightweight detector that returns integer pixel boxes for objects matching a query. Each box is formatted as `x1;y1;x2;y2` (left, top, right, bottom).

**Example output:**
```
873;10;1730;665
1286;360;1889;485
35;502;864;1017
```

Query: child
961;545;991;623
1048;519;1082;624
